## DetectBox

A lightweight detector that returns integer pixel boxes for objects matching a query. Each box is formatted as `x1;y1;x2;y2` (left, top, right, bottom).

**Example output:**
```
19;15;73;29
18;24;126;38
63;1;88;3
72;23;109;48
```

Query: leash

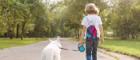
61;48;79;52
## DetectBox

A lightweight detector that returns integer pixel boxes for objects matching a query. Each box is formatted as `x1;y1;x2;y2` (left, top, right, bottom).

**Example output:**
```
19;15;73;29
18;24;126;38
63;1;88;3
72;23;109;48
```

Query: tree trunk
16;24;20;38
20;21;26;40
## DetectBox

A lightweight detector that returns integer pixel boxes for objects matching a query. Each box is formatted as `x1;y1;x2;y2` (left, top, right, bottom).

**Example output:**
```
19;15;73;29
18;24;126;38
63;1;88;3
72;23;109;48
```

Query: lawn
0;38;47;49
100;39;140;58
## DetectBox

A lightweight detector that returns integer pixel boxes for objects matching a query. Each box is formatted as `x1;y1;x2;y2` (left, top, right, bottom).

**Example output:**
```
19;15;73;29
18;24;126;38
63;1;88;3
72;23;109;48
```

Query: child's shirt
81;14;102;38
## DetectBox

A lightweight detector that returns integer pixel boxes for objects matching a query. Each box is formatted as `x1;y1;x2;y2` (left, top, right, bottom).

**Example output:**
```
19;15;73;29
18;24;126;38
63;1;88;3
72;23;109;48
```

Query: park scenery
0;0;140;60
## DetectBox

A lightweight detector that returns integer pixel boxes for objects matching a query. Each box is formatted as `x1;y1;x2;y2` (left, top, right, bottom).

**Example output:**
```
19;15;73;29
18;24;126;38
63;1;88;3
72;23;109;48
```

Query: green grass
0;38;47;49
100;39;140;58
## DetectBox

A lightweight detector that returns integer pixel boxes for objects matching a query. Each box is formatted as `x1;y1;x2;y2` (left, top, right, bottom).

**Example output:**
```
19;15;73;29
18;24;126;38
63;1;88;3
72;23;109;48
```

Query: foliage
0;0;140;39
107;0;140;39
0;0;48;39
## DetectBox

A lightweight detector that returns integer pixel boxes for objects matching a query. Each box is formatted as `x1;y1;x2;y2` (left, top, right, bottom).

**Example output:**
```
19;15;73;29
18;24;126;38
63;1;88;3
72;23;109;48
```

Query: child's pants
86;39;98;60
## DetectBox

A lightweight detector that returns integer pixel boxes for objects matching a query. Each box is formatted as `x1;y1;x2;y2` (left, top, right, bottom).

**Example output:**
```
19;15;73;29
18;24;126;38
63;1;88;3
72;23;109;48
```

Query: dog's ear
57;36;60;39
56;36;61;42
49;38;53;42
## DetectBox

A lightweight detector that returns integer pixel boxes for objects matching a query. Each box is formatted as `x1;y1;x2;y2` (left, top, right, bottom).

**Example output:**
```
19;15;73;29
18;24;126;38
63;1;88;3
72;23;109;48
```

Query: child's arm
99;25;104;44
79;26;86;44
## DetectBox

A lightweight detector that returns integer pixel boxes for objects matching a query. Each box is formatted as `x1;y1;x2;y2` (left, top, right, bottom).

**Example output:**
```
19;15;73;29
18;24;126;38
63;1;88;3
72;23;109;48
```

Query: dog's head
49;36;62;48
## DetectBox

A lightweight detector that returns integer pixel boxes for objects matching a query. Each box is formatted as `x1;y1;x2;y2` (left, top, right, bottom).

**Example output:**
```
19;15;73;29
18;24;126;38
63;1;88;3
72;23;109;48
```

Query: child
79;3;104;60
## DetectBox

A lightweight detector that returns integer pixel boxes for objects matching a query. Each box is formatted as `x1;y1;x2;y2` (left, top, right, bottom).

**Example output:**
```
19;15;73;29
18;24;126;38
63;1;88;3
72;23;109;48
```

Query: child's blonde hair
85;3;99;14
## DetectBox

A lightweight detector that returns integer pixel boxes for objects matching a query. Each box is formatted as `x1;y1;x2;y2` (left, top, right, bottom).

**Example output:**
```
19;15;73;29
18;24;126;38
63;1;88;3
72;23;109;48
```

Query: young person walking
79;3;104;60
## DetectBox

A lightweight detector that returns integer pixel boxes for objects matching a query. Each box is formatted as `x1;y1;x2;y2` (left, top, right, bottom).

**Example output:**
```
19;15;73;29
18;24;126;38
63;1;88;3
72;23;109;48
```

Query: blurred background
0;0;140;39
0;0;140;58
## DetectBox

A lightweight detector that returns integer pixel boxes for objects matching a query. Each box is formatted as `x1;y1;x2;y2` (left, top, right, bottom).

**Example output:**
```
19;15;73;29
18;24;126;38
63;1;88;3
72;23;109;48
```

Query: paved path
0;38;139;60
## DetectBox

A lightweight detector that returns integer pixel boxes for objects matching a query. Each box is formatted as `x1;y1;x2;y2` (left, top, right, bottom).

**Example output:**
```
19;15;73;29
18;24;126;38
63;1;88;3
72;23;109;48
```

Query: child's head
85;3;99;15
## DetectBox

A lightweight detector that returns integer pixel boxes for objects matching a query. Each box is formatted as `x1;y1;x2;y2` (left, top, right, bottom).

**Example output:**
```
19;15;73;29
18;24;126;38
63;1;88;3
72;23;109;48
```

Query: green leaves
106;0;140;39
0;0;48;38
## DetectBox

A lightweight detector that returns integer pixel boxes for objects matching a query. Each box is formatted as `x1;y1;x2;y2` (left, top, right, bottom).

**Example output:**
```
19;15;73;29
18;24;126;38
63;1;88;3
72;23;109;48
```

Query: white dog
41;37;62;60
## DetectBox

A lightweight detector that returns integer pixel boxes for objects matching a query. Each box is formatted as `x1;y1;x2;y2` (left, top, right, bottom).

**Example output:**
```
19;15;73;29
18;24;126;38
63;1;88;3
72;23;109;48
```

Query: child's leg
92;39;99;60
86;40;92;60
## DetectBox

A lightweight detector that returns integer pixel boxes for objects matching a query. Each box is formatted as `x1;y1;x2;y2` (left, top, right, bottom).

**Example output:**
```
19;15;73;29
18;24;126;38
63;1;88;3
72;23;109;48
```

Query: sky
42;0;62;4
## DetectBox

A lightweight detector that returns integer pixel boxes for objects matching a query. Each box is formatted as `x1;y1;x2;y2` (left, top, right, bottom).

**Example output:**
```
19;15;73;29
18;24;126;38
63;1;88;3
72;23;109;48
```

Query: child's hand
79;40;84;44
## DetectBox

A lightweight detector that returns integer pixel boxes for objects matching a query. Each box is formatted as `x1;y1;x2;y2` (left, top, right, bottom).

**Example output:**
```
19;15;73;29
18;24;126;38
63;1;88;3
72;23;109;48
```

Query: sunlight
42;0;62;4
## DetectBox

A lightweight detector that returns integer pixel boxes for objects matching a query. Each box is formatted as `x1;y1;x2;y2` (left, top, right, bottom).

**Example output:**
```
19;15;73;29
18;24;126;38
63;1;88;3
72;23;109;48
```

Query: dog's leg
41;52;46;60
54;50;61;60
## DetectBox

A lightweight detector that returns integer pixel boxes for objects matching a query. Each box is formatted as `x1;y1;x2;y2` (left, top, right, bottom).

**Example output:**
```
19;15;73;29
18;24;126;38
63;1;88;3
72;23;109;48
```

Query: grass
0;38;47;49
100;39;140;58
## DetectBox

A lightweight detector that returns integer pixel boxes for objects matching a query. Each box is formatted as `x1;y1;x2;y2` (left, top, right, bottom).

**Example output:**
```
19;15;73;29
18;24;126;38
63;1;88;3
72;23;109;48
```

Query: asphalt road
0;38;139;60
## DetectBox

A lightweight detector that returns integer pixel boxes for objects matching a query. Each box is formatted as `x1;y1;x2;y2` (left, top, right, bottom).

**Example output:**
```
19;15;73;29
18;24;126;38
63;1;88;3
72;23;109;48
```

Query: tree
107;0;140;39
0;0;49;39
